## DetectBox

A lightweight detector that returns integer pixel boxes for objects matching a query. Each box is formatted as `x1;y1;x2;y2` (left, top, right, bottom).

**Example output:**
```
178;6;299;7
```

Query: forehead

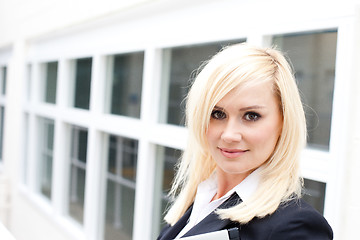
216;81;279;109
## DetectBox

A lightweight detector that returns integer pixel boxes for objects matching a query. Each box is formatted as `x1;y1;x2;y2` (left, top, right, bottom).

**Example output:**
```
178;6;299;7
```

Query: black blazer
157;193;333;240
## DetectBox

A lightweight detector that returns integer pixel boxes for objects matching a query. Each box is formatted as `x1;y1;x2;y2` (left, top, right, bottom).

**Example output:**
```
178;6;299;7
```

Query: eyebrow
213;105;265;111
239;105;266;111
213;106;224;110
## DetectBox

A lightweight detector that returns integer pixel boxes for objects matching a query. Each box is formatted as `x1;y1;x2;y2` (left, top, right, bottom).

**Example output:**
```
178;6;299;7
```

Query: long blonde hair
164;43;307;225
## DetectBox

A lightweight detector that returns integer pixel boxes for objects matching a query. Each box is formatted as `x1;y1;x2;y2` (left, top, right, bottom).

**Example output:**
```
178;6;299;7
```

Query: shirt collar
197;166;262;202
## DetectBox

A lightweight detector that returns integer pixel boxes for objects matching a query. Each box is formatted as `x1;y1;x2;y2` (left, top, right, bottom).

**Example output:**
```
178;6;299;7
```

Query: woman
157;43;333;240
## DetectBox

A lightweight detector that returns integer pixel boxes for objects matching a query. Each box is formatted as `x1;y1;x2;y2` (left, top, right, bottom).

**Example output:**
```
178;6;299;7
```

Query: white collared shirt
175;168;261;239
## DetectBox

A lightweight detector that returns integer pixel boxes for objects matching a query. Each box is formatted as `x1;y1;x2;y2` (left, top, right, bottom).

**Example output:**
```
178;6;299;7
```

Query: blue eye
211;110;226;120
244;112;261;121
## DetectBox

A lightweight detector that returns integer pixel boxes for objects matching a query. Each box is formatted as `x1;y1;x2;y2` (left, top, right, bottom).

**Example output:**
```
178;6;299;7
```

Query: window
37;117;55;199
22;113;30;184
104;135;138;240
0;106;4;162
73;58;92;110
0;66;6;162
1;66;6;95
160;40;245;125
106;52;144;118
43;62;58;104
68;126;88;224
153;146;182;237
273;30;337;150
303;178;326;215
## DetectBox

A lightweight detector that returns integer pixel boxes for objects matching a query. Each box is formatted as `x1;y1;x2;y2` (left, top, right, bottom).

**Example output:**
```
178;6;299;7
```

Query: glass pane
0;106;4;161
38;118;55;200
108;52;144;118
44;62;58;104
46;121;54;150
40;155;53;198
74;58;92;110
162;147;181;193
108;136;117;174
104;135;138;240
108;135;138;181
107;135;138;180
69;165;86;223
69;127;88;224
160;39;245;125
1;66;6;95
303;178;326;215
153;146;182;236
78;130;88;163
104;181;135;240
273;31;337;150
122;138;138;181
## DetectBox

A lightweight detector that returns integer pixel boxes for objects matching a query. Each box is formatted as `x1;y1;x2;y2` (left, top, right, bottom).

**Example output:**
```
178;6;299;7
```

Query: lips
218;147;248;158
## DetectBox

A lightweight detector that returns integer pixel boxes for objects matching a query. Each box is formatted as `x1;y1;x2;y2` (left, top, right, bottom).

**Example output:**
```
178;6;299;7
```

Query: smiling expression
206;81;283;182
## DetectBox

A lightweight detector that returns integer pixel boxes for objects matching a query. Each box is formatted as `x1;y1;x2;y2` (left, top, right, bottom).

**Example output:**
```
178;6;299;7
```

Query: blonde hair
164;43;307;225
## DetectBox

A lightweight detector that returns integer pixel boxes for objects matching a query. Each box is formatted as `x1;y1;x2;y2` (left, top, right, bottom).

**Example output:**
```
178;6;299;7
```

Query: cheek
206;123;220;144
251;122;281;148
206;127;215;144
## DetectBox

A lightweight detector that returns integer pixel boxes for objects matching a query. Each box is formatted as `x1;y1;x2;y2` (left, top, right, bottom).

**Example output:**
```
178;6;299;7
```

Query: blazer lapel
182;192;242;237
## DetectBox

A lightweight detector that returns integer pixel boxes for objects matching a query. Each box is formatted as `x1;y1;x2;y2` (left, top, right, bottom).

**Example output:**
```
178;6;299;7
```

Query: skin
206;81;283;200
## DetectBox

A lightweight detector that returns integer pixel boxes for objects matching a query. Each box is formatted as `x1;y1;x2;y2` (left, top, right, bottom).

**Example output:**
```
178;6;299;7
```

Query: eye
244;112;261;122
211;109;226;120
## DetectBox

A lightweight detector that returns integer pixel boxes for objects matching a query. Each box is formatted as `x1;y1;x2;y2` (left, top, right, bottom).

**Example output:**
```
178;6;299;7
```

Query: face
206;81;283;182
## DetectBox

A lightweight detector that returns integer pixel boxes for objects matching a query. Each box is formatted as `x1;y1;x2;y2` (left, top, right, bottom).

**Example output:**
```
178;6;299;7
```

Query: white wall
341;5;360;239
0;0;156;46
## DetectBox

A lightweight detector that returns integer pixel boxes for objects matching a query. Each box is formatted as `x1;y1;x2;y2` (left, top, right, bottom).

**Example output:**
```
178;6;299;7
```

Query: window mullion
51;59;71;216
26;113;39;193
133;48;162;240
83;128;104;240
84;54;107;240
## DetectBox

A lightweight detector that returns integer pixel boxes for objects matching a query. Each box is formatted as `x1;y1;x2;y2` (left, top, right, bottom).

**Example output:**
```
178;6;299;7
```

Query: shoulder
240;198;333;240
271;199;333;238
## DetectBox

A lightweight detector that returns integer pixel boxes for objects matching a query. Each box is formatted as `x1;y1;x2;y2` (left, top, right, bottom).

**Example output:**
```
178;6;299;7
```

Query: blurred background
0;0;359;239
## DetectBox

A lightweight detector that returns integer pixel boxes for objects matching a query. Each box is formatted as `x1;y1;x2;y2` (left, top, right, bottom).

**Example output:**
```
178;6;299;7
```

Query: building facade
0;0;359;239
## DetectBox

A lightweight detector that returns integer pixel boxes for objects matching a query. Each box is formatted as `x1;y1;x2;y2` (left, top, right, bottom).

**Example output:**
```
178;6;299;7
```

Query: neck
212;168;250;201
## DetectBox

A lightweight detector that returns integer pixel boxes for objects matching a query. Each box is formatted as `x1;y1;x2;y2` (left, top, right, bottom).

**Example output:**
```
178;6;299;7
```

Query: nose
221;119;242;143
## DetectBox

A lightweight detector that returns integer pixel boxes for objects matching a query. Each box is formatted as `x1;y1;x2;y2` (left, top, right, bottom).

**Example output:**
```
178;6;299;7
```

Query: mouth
218;147;248;158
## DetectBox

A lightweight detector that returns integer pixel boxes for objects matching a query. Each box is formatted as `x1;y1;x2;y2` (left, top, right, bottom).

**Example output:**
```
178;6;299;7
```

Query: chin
218;165;249;175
